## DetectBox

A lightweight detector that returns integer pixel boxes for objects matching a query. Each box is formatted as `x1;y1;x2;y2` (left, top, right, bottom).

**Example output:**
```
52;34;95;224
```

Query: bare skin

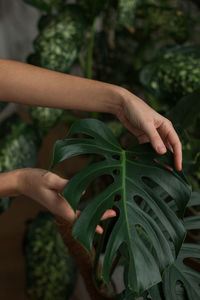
0;59;182;231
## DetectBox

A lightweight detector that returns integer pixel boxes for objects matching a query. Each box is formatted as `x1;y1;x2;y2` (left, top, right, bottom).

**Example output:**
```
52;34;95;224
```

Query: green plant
140;46;200;102
24;212;77;300
0;0;199;298
29;5;86;73
0;119;39;213
30;106;64;139
51;118;192;298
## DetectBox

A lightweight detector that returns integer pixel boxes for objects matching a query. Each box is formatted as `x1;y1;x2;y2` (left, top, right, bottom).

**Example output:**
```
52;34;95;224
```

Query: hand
18;168;116;234
116;88;182;171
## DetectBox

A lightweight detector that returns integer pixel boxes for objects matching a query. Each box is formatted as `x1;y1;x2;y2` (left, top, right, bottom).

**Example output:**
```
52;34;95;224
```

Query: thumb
44;172;69;192
43;189;75;223
143;122;166;154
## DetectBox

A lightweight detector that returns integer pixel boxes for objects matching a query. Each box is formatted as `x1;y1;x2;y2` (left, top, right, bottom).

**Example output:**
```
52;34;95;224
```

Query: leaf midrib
122;150;132;250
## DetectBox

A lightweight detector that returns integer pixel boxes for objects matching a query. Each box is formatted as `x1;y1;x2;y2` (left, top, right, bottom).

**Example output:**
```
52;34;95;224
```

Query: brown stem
54;215;115;300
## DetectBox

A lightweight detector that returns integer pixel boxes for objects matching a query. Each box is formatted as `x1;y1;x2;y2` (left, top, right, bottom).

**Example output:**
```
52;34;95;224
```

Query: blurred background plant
0;0;200;299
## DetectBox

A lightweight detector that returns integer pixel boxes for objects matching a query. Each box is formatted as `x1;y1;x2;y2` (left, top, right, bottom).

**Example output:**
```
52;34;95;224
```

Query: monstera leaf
149;192;200;300
51;119;191;295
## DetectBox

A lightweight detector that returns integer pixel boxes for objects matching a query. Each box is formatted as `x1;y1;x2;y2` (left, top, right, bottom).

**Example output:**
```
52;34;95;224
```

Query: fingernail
157;146;166;154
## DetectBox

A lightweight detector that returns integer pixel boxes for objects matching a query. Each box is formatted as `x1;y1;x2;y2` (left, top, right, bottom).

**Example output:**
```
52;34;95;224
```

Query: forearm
0;59;123;114
0;169;21;197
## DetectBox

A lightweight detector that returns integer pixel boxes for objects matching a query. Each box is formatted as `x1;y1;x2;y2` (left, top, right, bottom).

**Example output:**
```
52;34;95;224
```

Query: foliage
0;119;39;213
51;118;191;296
30;106;63;139
167;90;200;191
0;121;39;172
77;0;108;20
140;46;200;102
118;0;139;29
29;5;87;73
2;0;200;299
24;212;77;300
23;0;66;13
148;192;200;300
136;5;190;43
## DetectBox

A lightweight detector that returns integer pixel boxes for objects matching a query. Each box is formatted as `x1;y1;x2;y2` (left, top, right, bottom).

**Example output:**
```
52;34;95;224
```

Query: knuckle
165;119;173;127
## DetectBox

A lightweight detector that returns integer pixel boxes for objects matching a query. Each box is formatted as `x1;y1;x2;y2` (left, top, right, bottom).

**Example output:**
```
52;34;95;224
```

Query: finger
157;121;182;171
39;189;76;223
137;134;150;144
166;130;182;171
100;209;116;221
95;225;103;234
143;122;167;154
44;172;69;192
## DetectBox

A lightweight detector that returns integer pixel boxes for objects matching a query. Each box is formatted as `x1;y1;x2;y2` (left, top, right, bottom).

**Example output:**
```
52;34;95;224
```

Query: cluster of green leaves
24;212;77;300
29;5;86;73
51;118;191;297
118;0;139;28
0;118;39;213
0;121;39;172
140;46;200;102
137;6;190;43
30;106;63;139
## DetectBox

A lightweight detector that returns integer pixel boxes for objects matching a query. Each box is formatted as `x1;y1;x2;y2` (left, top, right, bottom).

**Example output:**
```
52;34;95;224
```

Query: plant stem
86;18;96;79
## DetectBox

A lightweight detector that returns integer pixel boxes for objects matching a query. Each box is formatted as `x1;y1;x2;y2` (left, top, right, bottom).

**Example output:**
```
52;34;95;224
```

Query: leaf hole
175;280;188;297
141;176;171;202
112;154;121;161
141;176;158;189
82;174;114;204
114;194;121;202
183;257;200;273
133;195;143;206
113;169;120;176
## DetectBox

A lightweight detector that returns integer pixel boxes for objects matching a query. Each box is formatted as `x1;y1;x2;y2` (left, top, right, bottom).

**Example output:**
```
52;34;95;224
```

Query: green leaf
118;0;139;28
150;192;200;300
24;0;65;12
78;0;107;19
24;212;77;300
0;120;39;214
160;243;200;300
167;89;200;130
51;119;191;295
30;106;63;139
140;46;200;102
33;5;87;73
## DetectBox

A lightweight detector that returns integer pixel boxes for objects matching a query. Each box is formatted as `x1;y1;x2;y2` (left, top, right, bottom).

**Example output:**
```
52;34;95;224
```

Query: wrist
0;169;24;198
106;84;126;116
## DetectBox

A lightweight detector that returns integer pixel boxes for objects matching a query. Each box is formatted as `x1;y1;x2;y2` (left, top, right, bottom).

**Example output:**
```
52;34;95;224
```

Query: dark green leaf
167;89;200;130
161;243;200;300
52;119;191;295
